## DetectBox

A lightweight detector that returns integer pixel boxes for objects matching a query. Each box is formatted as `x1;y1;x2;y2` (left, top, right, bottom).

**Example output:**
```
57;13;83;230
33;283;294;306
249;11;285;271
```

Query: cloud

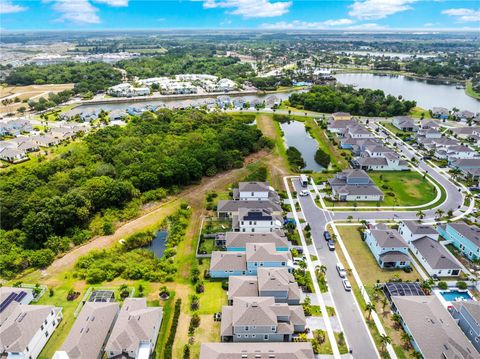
202;0;292;18
442;8;480;22
261;18;356;29
0;0;27;14
349;0;417;20
94;0;128;6
346;22;387;30
47;0;101;24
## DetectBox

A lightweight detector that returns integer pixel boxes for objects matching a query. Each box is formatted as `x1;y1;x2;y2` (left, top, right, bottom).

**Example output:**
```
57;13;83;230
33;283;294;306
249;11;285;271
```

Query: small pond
280;120;324;172
146;230;168;258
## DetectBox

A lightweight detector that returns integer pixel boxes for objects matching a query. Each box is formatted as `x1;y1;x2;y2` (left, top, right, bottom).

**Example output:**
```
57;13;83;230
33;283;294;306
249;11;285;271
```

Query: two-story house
210;243;292;278
0;301;63;359
451;301;480;353
233;208;283;233
233;182;279;202
227;268;301;305
217;200;282;219
364;228;410;268
220;297;306;342
438;223;480;261
224;232;290;252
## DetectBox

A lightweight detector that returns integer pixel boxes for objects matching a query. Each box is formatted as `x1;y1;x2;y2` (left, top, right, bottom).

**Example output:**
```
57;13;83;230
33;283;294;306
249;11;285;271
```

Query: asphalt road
294;179;379;359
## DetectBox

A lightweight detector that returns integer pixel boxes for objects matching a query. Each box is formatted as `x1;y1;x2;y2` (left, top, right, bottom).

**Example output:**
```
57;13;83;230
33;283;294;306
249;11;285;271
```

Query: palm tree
435;209;444;219
380;334;392;352
421;280;432;295
401;332;412;349
416;210;425;220
365;302;375;321
315;264;327;275
392;313;402;328
412;351;423;359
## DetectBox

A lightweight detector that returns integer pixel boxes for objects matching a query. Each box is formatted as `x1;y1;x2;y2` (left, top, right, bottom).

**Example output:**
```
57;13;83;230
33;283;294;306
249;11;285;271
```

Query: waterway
335;73;479;112
280;120;324;172
146;230;167;258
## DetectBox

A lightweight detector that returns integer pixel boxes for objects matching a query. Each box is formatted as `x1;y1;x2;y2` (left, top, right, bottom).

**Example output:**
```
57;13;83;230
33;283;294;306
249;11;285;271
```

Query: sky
0;0;479;31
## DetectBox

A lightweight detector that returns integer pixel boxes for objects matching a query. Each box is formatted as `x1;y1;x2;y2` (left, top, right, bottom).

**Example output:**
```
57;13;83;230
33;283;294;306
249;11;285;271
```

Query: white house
347;125;375;139
234;181;278;202
0;302;62;359
398;221;462;277
107;83;150;97
234;208;283;233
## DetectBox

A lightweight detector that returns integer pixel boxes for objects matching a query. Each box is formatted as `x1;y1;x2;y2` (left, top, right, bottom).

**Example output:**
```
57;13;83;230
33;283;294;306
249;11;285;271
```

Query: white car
342;279;352;291
299;190;309;197
336;263;346;278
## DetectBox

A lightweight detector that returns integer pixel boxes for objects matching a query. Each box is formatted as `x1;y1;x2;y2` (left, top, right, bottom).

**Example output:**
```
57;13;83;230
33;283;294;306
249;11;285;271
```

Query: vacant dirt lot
0;83;74;114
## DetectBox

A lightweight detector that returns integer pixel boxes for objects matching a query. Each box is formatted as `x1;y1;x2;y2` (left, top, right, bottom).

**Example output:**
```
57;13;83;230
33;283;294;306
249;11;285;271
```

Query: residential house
54;302;119;359
224;231;290;251
450;158;480;180
456;110;476;122
210;243;292;278
451;301;480;353
0;119;32;136
354;152;409;171
438;223;480;261
398;221;439;242
104;298;162;359
431;107;450;119
364;228;410;269
228;267;301;305
233;208;283;233
0;287;34;325
445;145;478;162
220;297;306;342
419;119;440;130
233;181;279;202
331;112;352;121
199;342;315;359
14;138;39;152
107;83;150;97
346;125;375;139
327;119;358;134
392;116;419;132
391;295;477;358
32;134;60;148
328;169;384;202
217;200;282;219
452;127;480;140
0;147;28;163
0;301;62;359
416;128;442;140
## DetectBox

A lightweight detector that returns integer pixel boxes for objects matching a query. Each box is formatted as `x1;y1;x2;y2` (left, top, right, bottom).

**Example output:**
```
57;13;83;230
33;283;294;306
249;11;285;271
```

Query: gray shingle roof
370;230;407;248
238;181;270;192
199;342;315;359
217;200;282;213
391;296;477;359
104;298;162;353
59;302;119;359
210;252;247;272
403;221;438;235
246;243;291;263
412;236;461;270
447;223;480;246
379;251;410;263
225;231;290;249
452;301;480;323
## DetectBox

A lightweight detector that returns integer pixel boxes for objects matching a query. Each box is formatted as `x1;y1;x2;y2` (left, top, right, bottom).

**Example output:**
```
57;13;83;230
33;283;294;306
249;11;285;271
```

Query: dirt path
256;113;277;139
32;151;266;282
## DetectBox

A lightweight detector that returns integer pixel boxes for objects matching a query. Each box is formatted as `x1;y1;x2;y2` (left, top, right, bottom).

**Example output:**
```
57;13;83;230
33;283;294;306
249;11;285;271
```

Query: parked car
323;231;331;241
299;189;309;197
336;263;346;278
342;279;352;291
327;240;335;251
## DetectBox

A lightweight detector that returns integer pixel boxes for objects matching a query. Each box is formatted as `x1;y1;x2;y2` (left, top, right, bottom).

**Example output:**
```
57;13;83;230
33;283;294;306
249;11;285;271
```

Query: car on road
299;189;309;197
342;279;352;291
327;240;335;251
323;231;331;241
336;263;346;278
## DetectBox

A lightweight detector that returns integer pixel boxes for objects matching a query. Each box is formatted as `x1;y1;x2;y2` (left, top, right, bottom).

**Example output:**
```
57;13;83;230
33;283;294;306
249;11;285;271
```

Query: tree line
288;85;416;117
0;109;268;278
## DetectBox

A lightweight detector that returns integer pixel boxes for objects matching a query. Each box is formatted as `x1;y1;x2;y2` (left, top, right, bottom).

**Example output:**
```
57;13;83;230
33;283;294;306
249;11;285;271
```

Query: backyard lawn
198;281;227;315
335;225;422;287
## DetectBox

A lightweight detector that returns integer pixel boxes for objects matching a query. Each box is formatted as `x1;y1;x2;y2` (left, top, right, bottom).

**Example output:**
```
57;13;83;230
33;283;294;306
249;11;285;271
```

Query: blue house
209;242;292;278
437;223;480;261
451;301;480;353
364;228;410;268
225;232;290;252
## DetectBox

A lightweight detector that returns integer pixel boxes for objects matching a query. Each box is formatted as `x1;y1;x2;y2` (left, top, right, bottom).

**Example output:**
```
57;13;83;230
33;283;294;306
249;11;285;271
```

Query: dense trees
5;62;122;93
0;109;267;277
286;146;306;171
289;85;416;117
314;148;330;168
117;55;254;81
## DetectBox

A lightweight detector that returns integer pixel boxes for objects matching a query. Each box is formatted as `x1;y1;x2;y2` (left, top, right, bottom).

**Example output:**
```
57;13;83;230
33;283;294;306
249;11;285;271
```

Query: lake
335;51;436;59
280;120;324;172
147;230;168;258
335;73;479;112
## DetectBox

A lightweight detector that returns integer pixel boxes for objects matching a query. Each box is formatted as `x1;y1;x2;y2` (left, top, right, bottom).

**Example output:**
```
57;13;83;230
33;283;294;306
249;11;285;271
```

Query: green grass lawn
198;281;227;315
155;292;176;359
381;122;413;137
336;225;421;287
466;80;480;100
409;106;431;119
369;171;437;207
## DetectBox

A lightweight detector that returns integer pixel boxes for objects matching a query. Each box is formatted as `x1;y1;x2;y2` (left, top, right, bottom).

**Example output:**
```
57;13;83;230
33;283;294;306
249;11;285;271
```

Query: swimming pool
440;290;473;302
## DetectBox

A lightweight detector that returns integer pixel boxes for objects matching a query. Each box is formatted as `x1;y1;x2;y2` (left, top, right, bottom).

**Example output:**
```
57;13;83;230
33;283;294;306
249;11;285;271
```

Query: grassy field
336;225;422;286
409;106;431;119
380;122;413;136
369;171;437;207
198;281;227;315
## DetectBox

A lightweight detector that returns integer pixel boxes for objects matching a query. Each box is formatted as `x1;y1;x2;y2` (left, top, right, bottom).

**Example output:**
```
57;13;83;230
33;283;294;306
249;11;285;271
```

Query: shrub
456;281;468;290
164;299;181;359
438;281;448;290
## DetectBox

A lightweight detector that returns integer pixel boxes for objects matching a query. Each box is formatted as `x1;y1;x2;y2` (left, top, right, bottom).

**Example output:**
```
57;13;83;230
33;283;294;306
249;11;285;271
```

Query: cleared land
0;83;74;114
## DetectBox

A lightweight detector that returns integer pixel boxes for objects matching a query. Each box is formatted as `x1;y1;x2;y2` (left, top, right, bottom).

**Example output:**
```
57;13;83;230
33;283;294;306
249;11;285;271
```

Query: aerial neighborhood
1;24;480;359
